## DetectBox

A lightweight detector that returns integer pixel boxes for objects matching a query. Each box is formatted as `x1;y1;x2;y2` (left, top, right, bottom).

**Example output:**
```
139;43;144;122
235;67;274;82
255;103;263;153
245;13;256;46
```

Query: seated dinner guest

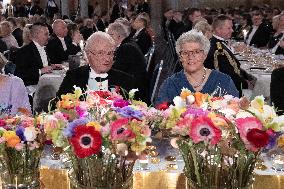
0;53;31;114
268;14;284;55
14;23;53;86
155;30;238;106
204;15;251;97
46;19;69;64
56;32;136;98
245;10;271;48
271;67;284;115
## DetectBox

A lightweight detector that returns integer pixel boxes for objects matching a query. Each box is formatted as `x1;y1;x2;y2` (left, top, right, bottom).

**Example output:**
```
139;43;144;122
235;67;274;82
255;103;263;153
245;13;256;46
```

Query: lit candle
242;29;248;41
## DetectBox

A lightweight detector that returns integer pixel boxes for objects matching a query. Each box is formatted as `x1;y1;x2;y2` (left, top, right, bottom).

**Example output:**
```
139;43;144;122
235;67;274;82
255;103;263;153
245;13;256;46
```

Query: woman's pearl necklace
186;68;207;89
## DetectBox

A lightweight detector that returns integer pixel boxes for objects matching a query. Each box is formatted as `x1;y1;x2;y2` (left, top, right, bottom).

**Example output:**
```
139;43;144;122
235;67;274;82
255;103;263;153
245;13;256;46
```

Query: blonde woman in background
22;24;32;46
194;19;213;39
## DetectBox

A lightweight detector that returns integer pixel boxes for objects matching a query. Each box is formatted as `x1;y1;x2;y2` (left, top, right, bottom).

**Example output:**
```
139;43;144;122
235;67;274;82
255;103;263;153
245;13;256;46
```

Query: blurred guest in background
97;11;109;32
107;22;149;103
245;10;271;48
0;21;19;49
0;52;31;114
193;20;213;39
271;67;284;115
66;23;83;55
131;13;152;54
46;19;68;64
233;13;252;41
22;24;32;46
268;14;284;55
14;23;52;86
80;18;96;40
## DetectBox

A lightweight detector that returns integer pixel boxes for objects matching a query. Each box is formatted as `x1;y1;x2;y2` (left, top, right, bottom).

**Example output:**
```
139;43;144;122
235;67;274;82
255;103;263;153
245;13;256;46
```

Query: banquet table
38;141;284;189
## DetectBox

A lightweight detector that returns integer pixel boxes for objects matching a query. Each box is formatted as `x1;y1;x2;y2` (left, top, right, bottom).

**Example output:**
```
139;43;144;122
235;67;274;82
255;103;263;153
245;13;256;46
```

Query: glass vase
66;150;134;189
178;139;256;189
0;147;43;189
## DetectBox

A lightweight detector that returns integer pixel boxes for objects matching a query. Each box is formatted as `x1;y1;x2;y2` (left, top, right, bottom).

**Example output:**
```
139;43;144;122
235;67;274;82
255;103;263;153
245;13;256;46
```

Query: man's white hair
85;31;115;51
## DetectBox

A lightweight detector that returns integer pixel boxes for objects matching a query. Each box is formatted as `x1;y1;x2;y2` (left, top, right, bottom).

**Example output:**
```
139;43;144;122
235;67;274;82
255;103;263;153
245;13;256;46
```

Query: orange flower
6;135;21;148
194;92;208;107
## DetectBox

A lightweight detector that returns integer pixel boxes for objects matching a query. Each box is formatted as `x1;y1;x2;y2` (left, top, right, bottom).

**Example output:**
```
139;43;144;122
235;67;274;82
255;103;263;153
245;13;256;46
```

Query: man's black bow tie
94;76;108;82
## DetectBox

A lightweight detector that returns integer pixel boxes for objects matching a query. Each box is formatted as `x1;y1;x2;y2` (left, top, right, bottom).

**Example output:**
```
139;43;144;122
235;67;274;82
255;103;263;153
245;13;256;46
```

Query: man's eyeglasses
87;50;114;56
179;49;204;58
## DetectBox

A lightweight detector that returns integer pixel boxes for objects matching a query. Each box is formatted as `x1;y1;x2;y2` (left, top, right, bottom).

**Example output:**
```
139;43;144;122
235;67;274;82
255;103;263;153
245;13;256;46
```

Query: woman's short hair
85;31;115;52
175;29;210;55
193;20;212;36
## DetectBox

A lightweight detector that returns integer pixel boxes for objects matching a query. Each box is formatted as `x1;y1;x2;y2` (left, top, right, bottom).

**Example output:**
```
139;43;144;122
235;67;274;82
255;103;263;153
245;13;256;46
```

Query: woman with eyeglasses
155;30;239;106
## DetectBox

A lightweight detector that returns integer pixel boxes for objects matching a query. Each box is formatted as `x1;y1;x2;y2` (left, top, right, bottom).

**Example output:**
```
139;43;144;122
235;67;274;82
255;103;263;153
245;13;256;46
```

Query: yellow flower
86;122;101;131
131;142;146;153
131;100;147;107
251;96;265;113
3;131;17;140
180;88;192;99
277;136;284;148
73;86;82;99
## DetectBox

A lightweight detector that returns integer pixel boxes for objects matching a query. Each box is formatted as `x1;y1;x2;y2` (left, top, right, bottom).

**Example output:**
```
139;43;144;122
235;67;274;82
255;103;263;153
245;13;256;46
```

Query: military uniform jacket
204;36;248;97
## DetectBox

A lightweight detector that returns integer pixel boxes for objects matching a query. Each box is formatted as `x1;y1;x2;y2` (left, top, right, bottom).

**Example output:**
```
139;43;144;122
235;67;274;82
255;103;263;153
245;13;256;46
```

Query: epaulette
213;42;241;76
216;42;223;51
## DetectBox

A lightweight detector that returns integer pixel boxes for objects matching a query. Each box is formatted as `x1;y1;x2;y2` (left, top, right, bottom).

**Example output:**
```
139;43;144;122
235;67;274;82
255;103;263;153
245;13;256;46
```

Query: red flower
0;119;6;127
156;102;169;110
189;116;222;145
93;91;112;99
70;126;102;158
247;128;269;148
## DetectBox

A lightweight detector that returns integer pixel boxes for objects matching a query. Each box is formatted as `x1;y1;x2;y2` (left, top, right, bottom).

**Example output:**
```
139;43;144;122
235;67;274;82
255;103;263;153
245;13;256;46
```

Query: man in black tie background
56;31;136;99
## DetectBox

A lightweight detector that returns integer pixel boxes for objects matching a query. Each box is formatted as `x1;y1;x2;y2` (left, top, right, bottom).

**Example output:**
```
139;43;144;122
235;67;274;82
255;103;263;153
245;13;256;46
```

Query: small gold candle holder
166;163;178;170
149;151;159;157
165;155;176;162
146;145;157;151
150;157;160;164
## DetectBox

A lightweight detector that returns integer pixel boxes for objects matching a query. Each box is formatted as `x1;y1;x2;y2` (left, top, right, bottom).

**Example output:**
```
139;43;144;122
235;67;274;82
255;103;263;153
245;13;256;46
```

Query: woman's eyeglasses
179;49;204;58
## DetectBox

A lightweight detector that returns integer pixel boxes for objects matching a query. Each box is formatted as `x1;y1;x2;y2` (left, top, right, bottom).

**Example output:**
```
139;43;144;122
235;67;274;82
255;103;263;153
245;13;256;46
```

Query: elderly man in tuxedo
14;22;53;86
46;19;69;65
56;31;135;98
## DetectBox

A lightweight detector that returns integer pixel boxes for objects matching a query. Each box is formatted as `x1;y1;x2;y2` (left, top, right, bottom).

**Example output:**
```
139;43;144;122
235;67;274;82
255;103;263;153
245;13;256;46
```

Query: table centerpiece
153;88;284;189
0;106;45;189
39;87;151;189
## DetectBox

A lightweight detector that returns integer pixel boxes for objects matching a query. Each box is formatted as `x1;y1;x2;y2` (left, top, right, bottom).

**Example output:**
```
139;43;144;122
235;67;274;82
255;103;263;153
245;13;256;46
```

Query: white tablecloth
240;60;272;101
33;71;64;112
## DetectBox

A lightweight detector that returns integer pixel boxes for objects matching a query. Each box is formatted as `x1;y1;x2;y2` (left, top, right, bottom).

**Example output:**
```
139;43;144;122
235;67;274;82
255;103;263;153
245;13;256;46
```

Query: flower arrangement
0;113;45;188
154;88;284;189
40;87;151;188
